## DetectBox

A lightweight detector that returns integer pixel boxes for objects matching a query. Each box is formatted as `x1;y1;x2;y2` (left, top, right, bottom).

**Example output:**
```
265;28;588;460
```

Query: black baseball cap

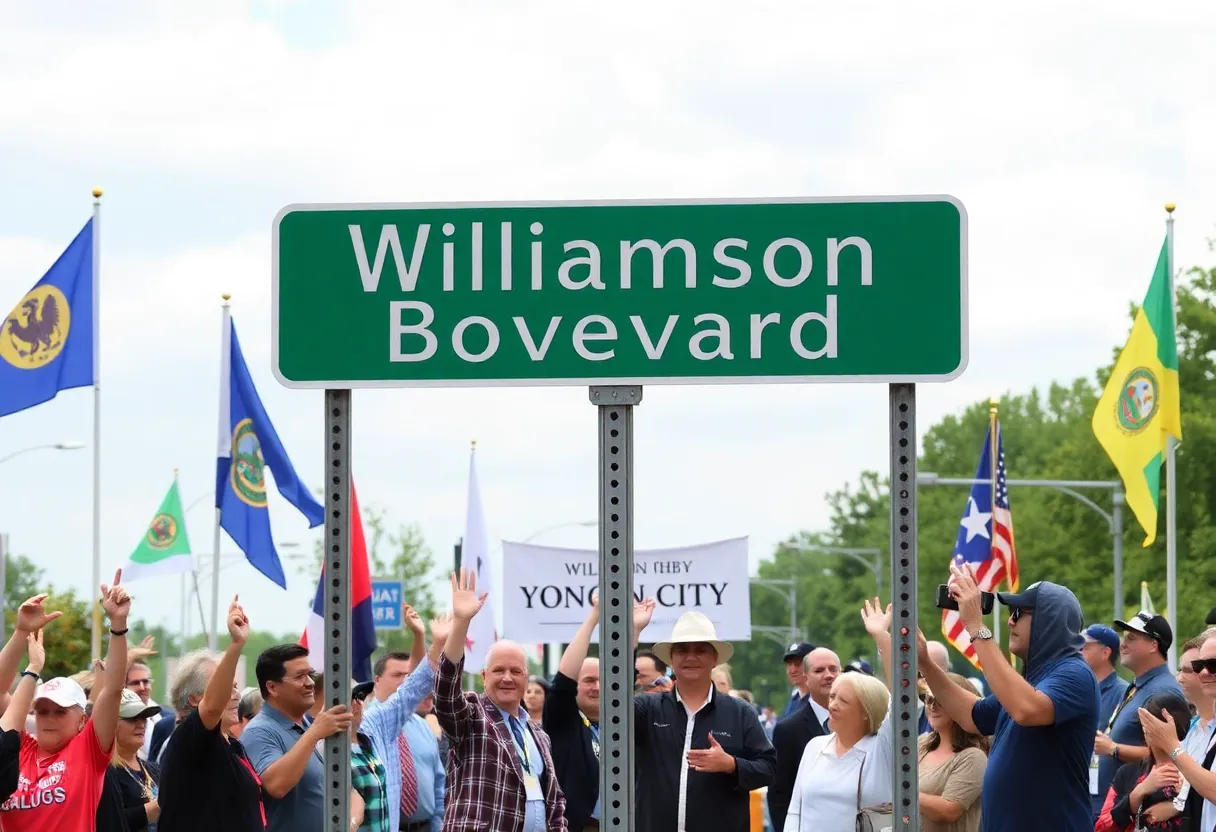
1114;611;1173;654
783;642;815;662
997;581;1042;610
352;681;375;702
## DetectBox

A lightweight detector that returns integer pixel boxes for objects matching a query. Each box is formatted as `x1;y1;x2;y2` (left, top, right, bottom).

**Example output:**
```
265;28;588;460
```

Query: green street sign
272;197;967;388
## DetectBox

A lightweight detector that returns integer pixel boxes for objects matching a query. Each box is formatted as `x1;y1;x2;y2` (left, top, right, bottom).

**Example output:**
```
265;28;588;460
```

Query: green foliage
731;240;1216;706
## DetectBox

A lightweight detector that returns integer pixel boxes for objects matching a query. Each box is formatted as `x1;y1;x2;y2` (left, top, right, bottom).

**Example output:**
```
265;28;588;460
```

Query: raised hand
915;628;931;666
1138;707;1181;756
101;569;131;623
15;594;63;634
227;596;250;645
26;630;45;676
404;604;425;635
860;597;892;639
633;598;656;632
450;569;488;622
138;634;156;651
430;612;453;646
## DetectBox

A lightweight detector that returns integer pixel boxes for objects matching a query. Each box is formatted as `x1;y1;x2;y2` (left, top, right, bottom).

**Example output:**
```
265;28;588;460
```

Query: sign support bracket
591;384;641;831
890;383;919;830
323;389;352;832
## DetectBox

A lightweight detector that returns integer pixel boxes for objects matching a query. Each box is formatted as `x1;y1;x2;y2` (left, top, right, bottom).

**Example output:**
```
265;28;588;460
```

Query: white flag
460;446;497;673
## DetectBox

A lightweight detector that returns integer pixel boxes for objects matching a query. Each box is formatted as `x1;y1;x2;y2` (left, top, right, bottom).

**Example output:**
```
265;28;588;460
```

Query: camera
935;584;995;614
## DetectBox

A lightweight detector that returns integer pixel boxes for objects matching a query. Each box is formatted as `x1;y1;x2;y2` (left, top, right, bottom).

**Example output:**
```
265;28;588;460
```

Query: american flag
942;422;1020;668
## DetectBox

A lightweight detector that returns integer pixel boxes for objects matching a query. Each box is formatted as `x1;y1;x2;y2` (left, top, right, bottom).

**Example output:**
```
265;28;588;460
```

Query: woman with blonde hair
95;689;163;831
918;672;987;832
784;599;895;831
712;663;733;696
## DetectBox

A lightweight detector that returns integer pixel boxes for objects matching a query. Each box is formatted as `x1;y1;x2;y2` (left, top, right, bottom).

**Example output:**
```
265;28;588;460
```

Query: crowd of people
0;563;1213;831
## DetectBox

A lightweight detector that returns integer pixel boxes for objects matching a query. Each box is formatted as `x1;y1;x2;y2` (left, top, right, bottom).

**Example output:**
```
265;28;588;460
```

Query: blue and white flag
216;315;323;588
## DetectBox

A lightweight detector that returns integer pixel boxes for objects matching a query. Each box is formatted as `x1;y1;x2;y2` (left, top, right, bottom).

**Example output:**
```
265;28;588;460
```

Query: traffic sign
273;196;967;389
370;579;403;630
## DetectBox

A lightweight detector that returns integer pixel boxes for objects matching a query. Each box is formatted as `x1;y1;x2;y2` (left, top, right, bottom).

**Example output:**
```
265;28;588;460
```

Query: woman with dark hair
918;671;988;832
524;675;549;723
1096;690;1190;831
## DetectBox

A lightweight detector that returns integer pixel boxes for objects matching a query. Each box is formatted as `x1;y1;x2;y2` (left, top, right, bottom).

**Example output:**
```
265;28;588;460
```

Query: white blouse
782;701;894;832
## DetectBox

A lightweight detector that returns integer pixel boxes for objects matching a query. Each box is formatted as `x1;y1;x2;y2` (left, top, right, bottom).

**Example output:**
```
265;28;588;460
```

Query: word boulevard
273;197;966;388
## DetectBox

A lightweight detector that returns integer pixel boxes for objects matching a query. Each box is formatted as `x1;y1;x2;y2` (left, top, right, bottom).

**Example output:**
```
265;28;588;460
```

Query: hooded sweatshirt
970;581;1099;832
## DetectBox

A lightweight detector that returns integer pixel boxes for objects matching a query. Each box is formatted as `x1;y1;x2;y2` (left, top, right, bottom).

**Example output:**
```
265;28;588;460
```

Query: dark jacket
542;671;599;831
149;711;176;761
767;703;827;827
634;685;776;832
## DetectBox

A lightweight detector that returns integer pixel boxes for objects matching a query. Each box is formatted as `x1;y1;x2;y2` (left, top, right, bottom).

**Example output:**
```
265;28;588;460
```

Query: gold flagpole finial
222;293;231;302
1165;202;1176;214
91;188;103;199
470;439;477;452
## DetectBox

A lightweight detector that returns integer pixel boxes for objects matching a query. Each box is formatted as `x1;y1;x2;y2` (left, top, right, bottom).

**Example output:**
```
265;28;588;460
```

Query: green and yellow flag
122;478;194;582
1092;239;1182;546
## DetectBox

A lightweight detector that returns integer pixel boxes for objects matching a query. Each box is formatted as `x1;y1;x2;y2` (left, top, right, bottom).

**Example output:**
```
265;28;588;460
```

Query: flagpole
210;295;231;651
1164;202;1178;673
988;398;1005;664
90;188;103;662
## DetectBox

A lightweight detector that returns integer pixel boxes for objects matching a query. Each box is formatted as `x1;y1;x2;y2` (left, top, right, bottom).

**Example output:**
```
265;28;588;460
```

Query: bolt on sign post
273;196;969;831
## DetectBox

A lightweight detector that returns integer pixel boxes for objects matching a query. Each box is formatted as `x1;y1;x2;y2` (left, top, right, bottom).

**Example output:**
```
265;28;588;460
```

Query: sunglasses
1191;659;1216;675
1010;607;1032;624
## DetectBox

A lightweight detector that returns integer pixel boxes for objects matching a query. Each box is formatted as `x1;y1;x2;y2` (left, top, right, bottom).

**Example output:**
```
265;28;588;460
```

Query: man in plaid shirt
435;569;567;832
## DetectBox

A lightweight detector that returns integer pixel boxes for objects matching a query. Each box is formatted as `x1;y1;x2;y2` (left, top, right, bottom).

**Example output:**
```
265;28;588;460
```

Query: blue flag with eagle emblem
216;316;324;588
0;219;94;417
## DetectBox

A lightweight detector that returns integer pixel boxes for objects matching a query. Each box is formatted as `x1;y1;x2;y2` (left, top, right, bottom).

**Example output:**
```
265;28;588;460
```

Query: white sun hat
652;611;733;665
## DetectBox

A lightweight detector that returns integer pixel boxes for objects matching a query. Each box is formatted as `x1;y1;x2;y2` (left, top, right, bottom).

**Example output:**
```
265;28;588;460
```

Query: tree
730;238;1216;704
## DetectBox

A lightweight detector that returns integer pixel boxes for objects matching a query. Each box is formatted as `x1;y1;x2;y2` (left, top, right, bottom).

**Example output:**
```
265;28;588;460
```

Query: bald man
768;647;841;825
435;569;566;831
544;594;644;832
927;640;951;671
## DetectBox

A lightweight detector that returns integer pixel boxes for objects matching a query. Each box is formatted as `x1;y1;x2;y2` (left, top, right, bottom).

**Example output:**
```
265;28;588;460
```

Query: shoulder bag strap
856;749;867;813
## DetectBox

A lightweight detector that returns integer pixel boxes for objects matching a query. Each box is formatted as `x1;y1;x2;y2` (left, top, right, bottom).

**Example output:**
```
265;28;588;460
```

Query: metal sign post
323;389;352;832
592;385;641;830
889;383;919;830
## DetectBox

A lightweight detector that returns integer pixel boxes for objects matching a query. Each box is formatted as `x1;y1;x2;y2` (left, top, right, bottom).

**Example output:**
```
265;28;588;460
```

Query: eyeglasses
1191;659;1216;675
1010;607;1031;624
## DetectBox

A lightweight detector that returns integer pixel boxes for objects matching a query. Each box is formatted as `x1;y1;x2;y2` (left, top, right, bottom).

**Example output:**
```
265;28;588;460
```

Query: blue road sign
371;579;404;630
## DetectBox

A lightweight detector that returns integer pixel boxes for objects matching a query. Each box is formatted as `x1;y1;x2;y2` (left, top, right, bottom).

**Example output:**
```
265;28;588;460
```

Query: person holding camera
919;566;1098;832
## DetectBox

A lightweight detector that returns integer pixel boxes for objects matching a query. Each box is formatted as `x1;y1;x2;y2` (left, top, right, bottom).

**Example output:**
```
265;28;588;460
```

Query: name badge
1089;753;1100;795
523;772;543;801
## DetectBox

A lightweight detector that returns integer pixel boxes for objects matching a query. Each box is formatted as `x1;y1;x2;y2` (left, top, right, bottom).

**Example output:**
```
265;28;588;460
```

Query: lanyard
508;717;534;774
580;711;600;760
1107;683;1138;733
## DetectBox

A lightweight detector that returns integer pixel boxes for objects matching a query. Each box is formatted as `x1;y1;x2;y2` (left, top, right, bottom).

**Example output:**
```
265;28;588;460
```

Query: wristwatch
969;627;994;642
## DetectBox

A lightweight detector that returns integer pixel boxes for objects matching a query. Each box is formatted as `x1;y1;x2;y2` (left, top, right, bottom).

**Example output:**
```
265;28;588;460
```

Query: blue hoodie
970;581;1099;832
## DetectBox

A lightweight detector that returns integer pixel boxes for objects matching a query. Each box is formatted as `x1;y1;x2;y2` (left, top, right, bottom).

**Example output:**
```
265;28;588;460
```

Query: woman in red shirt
0;575;133;832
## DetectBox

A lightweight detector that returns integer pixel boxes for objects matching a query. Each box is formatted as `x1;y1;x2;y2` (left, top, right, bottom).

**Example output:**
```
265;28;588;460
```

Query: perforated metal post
590;385;641;831
890;383;919;830
324;389;352;832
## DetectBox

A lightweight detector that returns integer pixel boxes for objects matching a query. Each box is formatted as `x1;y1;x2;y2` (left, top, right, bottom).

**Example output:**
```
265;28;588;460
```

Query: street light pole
786;544;884;597
751;579;798;642
918;474;1124;620
0;442;86;465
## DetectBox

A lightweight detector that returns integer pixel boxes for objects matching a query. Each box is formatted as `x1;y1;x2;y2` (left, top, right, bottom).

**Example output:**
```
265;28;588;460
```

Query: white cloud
0;1;1213;644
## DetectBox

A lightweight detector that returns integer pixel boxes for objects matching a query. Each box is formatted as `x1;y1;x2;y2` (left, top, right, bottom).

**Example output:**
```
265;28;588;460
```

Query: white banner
500;537;751;644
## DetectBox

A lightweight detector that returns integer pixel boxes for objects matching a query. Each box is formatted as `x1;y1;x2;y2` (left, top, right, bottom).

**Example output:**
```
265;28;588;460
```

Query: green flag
122;478;194;582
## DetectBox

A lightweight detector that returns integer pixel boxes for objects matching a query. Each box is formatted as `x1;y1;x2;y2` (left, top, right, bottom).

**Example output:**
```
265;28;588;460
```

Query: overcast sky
1;2;1213;649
